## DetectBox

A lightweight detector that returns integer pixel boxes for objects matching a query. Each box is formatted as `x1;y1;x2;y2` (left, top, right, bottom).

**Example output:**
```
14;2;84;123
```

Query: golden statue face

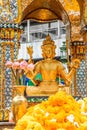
41;35;56;59
42;45;55;59
44;45;53;57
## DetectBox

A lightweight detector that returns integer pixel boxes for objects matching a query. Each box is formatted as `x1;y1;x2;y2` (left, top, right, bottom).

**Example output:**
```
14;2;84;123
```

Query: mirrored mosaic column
0;24;23;109
70;41;86;97
82;26;87;96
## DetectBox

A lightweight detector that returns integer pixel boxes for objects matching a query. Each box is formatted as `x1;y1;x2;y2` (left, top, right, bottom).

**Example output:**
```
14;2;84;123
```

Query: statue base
26;84;71;96
26;86;58;96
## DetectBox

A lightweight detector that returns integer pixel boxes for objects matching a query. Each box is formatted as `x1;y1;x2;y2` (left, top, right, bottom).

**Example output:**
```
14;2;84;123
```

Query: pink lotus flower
5;60;35;85
27;63;34;71
5;61;12;68
20;60;28;70
12;62;20;69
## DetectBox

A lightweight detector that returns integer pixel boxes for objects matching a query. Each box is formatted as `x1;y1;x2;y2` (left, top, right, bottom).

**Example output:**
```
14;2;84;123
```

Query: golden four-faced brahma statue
26;34;80;96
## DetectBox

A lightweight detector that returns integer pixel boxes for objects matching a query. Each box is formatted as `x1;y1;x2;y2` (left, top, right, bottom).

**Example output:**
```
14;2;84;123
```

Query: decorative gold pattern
0;24;23;121
14;0;22;23
1;44;6;109
70;41;85;96
0;109;10;121
0;0;22;23
70;42;85;60
69;15;83;42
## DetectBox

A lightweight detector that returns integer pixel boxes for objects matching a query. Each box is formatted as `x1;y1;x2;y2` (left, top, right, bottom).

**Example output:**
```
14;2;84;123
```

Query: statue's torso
41;60;58;81
35;59;63;82
26;59;66;96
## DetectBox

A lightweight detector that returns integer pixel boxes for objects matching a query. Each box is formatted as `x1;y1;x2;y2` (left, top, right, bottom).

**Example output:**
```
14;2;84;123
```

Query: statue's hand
72;59;80;69
65;79;72;86
25;69;34;79
66;59;80;85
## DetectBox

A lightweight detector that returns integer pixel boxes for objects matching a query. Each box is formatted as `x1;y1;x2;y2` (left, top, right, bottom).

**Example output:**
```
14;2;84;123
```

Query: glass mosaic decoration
0;0;21;23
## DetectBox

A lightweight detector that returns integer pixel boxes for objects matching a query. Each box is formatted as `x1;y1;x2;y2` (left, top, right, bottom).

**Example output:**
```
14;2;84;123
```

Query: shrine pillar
81;27;87;96
83;1;87;96
70;41;85;96
69;12;85;97
0;24;23;121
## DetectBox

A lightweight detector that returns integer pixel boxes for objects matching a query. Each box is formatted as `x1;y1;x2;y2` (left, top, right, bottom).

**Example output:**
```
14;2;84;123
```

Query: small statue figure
26;34;80;96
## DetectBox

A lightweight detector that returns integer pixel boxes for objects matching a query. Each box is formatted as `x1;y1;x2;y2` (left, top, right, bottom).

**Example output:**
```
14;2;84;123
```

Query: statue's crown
42;34;55;46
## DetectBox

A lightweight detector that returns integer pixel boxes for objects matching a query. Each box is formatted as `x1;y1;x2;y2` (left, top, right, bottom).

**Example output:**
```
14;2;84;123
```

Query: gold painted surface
84;6;87;23
26;35;80;96
83;1;87;25
0;109;10;121
21;0;67;22
21;0;33;12
12;86;28;123
27;46;34;63
1;44;6;109
70;22;83;42
24;9;58;22
21;0;80;13
77;0;84;25
70;44;85;60
59;0;80;12
21;0;80;21
14;0;22;23
59;0;82;42
69;14;82;42
83;31;87;42
69;13;82;42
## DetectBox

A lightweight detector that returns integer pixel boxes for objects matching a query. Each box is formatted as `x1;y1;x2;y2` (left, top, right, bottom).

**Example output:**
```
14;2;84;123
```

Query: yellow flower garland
14;91;87;130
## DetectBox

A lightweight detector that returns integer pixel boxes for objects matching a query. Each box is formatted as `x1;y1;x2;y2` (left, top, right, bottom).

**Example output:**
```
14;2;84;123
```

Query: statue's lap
26;83;70;96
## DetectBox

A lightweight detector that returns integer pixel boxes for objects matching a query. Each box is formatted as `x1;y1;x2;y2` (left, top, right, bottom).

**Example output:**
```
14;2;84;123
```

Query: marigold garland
14;91;87;130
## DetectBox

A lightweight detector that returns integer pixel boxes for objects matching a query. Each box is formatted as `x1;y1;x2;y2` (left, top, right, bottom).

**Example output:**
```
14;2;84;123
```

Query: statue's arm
67;59;80;82
59;67;71;86
59;59;80;86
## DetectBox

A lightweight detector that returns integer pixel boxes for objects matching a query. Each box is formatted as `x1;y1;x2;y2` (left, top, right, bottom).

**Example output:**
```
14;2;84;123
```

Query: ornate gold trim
14;0;22;23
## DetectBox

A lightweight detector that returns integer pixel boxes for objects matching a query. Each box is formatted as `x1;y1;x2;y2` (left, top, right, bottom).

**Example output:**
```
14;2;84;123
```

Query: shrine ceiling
21;0;69;22
21;0;82;42
21;0;80;23
0;0;86;42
